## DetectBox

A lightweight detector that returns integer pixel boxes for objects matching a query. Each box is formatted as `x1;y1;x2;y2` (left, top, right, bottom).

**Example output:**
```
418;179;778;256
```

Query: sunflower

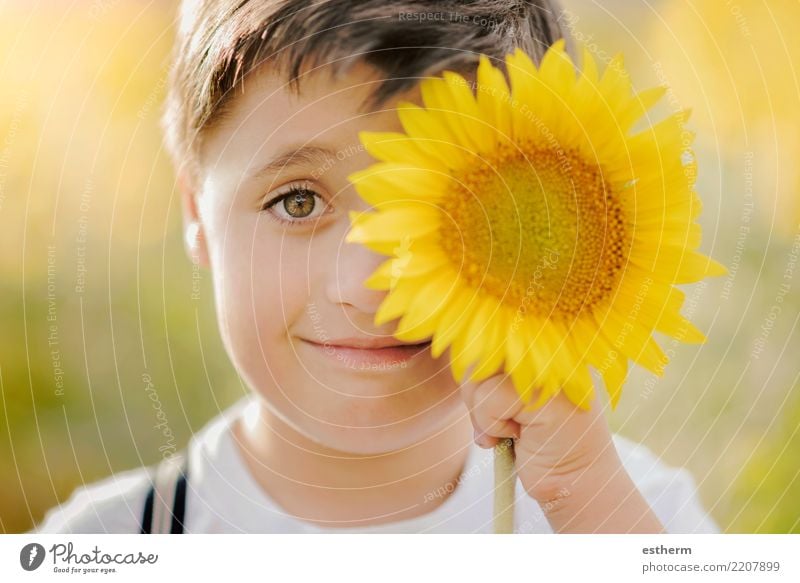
345;40;726;412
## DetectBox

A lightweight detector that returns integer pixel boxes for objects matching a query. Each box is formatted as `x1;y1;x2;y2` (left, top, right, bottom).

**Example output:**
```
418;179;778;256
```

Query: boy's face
188;61;464;454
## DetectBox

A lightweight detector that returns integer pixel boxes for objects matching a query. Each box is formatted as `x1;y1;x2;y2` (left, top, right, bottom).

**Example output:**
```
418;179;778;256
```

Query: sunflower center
437;140;629;321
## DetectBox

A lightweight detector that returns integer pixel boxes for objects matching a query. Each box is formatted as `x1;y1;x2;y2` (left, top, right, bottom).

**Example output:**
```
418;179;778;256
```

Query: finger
458;362;480;403
469;393;521;440
468;376;525;440
467;408;502;448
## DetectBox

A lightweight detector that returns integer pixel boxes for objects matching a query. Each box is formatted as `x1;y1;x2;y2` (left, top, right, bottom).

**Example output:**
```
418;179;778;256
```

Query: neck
231;398;474;528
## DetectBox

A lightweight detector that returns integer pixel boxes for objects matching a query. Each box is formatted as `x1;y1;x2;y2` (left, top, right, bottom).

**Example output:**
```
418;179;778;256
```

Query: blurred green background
1;0;798;533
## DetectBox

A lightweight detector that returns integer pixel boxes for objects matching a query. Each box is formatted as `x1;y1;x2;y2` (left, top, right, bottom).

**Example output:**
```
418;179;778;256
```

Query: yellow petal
504;320;529;375
507;324;537;403
617;86;667;131
572;316;626;409
598;309;668;376
430;287;480;358
464;298;497;360
381;237;449;284
394;301;442;343
627;109;693;169
520;323;563;410
449;296;495;382
504;48;563;142
359;131;441;167
538;38;575;92
630;193;702;225
629;246;727;283
394;271;461;342
363;258;395;290
610;277;677;330
346;207;440;244
374;280;417;325
441;70;493;148
560;360;595;411
476;54;512;139
598;52;632;103
348;163;450;207
602;355;628;410
648;287;707;344
504;48;539;87
633;221;703;250
395;101;470;167
655;312;706;344
420;76;484;153
578;43;599;85
468;305;509;382
449;313;480;384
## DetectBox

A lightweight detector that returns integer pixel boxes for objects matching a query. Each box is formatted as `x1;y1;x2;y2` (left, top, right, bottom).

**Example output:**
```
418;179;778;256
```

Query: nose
327;232;389;315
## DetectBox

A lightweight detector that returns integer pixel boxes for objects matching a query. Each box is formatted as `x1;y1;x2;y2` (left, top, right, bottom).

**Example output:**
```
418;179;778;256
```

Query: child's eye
260;182;331;226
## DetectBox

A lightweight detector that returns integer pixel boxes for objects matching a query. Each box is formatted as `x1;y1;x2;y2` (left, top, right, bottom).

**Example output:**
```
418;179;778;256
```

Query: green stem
493;437;516;533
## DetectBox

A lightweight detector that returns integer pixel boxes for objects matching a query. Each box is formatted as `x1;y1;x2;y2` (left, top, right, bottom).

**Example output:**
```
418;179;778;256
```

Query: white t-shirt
30;394;721;534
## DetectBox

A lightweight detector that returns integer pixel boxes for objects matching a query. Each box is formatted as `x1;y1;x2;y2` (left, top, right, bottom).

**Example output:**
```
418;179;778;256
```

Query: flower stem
493;437;516;533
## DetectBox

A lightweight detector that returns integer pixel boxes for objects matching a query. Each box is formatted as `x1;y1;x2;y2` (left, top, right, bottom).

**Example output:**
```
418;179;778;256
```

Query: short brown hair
161;0;573;177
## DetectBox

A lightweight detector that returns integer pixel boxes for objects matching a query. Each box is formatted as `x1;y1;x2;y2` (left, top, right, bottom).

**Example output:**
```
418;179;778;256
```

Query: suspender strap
140;485;155;534
140;451;189;534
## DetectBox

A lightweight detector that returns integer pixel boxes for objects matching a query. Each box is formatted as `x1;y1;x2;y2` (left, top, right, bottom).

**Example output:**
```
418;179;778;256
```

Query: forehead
199;61;421;172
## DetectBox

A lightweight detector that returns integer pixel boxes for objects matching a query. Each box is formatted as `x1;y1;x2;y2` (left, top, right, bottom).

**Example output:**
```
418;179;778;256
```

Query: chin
303;395;465;455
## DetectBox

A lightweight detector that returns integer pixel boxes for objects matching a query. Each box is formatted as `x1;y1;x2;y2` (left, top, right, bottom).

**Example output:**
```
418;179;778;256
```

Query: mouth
299;338;433;369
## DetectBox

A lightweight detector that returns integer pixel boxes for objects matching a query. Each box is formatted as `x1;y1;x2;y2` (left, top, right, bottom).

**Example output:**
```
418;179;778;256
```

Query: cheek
210;216;311;371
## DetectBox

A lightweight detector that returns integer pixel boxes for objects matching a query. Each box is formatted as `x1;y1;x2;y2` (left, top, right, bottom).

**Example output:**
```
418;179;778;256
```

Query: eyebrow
249;144;338;181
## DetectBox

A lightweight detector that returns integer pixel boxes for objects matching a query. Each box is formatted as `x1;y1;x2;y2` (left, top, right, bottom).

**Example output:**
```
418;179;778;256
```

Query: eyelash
260;182;330;226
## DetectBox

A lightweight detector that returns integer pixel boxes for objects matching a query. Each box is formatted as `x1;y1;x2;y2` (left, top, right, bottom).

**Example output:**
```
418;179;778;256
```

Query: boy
31;0;720;533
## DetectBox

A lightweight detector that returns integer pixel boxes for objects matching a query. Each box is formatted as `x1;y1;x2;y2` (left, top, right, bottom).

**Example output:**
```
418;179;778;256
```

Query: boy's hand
460;368;666;533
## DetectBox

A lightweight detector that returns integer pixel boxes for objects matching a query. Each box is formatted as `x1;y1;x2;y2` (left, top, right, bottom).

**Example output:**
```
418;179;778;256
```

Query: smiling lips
301;337;432;368
320;337;428;349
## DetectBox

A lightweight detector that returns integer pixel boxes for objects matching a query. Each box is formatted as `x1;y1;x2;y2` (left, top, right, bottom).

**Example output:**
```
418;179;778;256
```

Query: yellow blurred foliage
651;0;800;238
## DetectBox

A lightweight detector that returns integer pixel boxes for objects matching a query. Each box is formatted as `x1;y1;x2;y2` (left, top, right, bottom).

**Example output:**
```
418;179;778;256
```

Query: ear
178;170;210;269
